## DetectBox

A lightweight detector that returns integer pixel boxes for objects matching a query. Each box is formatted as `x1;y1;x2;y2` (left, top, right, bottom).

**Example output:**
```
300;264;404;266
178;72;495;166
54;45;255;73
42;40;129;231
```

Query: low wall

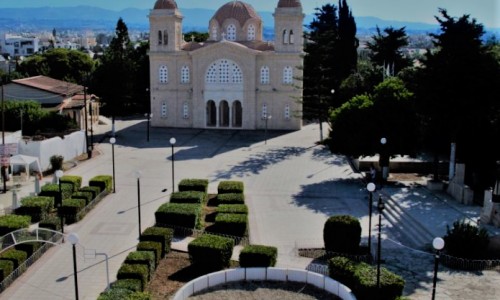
172;267;357;300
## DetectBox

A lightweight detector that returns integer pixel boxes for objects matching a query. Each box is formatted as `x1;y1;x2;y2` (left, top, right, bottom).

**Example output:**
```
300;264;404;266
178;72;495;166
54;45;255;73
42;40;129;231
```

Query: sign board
0;143;18;156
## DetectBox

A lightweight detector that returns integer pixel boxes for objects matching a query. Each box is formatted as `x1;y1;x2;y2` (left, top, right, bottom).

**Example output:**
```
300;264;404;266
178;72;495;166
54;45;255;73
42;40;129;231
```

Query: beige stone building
148;0;304;130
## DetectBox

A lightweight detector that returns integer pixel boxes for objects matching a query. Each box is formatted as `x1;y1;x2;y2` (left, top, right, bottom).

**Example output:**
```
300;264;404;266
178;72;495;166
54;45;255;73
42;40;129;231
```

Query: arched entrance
232;101;242;127
219;101;230;127
206;100;216;127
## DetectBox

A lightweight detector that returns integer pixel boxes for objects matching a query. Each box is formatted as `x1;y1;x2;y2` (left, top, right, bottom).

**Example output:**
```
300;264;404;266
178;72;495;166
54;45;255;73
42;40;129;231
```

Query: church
148;0;304;130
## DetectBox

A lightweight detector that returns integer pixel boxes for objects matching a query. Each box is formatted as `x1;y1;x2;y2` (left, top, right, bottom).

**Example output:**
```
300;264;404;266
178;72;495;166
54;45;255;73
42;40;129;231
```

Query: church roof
153;0;178;10
277;0;302;8
181;40;275;52
212;1;261;27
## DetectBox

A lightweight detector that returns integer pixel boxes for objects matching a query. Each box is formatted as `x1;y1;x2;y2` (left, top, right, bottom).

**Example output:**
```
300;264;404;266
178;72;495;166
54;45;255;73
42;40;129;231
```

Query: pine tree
366;26;411;75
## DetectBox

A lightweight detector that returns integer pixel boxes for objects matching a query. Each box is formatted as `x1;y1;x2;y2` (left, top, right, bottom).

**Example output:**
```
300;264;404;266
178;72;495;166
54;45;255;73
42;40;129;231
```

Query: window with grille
283;66;293;84
212;26;218;40
285;104;291;120
205;59;243;84
262;104;268;119
183;103;189;119
159;65;168;84
161;102;167;118
227;24;236;41
260;66;270;85
247;24;256;41
181;66;190;84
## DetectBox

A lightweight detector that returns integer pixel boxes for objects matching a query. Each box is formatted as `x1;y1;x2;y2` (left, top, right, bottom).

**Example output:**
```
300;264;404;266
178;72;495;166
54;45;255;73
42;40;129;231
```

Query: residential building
0;34;40;57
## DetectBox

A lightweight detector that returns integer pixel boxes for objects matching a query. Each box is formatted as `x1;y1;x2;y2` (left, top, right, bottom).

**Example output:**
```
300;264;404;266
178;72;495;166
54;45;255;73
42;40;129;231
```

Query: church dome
153;0;178;10
212;1;261;27
277;0;302;8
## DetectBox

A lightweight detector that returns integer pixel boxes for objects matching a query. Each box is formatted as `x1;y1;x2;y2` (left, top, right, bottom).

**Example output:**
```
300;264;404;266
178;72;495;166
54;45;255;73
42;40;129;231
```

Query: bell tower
274;0;304;53
149;0;183;53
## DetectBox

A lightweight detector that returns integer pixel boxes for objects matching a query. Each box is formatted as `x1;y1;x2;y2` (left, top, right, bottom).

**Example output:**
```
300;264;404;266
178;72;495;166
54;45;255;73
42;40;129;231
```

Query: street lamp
145;87;151;142
367;182;376;254
89;98;94;154
134;170;143;238
170;137;176;192
380;137;388;185
432;237;445;300
264;115;272;145
110;137;116;193
67;232;80;300
83;85;90;159
145;113;152;142
376;195;385;289
55;170;64;236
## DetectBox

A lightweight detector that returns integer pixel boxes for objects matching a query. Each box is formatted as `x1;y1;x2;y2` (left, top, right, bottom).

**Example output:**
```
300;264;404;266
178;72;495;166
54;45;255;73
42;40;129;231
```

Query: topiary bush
15;242;42;257
211;213;248;237
217;181;244;194
71;191;94;205
169;191;206;204
124;251;155;280
0;249;28;270
15;196;54;222
117;263;149;291
112;279;143;292
188;234;234;271
155;203;202;229
50;155;64;172
443;220;490;259
323;215;361;253
59;198;86;224
60;175;83;192
89;175;113;193
136;241;162;267
239;245;278;267
139;227;173;259
97;288;133;300
0;215;31;236
217;193;245;205
178;178;209;193
39;183;73;207
0;260;14;282
38;215;61;232
217;204;248;215
79;186;101;199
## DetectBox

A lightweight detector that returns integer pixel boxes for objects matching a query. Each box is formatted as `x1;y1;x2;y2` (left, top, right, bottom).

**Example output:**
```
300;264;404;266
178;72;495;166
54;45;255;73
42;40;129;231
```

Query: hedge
15;196;54;222
155;203;202;229
188;234;234;271
217;204;248;215
60;175;83;192
217;193;245;205
15;242;42;257
0;215;31;237
139;227;173;258
89;175;113;193
212;213;247;237
178;179;209;193
38;216;61;232
324;215;361;253
329;256;405;300
59;199;86;224
112;279;143;292
239;245;278;267
117;263;149;291
170;191;206;204
39;183;73;207
79;186;101;199
124;251;155;280
217;181;244;194
71;191;94;205
0;249;28;270
0;260;14;282
136;241;162;267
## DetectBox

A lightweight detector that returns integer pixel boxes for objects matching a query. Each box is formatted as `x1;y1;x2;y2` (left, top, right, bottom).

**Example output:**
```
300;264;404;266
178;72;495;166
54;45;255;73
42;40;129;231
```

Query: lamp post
146;87;150;142
264;115;272;145
134;170;142;238
89;98;94;155
367;182;376;254
83;85;90;159
110;137;116;193
55;170;64;235
379;137;388;185
67;233;80;300
170;137;176;192
376;195;385;289
432;237;445;300
145;113;152;142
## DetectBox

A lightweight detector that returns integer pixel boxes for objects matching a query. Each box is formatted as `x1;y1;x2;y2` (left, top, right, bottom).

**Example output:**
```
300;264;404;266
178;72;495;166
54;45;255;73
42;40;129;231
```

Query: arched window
164;30;169;45
289;30;295;44
285;104;291;120
181;66;190;84
231;62;243;83
219;60;230;83
260;66;270;85
212;26;218;40
282;29;288;44
283;66;293;84
159;65;168;84
247;24;256;41
161;101;167;118
262;103;268;119
226;24;236;41
158;31;163;45
183;102;189;119
205;59;243;84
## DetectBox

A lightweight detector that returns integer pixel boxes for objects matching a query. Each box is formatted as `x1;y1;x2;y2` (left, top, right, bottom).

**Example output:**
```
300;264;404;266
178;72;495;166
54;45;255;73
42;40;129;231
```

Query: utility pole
1;77;6;193
83;84;90;158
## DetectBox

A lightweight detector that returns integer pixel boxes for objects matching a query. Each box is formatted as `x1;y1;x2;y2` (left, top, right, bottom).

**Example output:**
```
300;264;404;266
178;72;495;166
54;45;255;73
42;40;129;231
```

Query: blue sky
0;0;498;28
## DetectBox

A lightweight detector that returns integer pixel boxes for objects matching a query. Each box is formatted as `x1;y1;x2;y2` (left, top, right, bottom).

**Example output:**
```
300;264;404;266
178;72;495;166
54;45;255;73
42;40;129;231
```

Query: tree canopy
366;26;411;75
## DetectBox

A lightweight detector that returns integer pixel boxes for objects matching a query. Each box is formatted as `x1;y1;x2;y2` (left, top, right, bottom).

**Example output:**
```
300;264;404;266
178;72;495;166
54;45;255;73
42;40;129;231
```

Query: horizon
0;0;498;29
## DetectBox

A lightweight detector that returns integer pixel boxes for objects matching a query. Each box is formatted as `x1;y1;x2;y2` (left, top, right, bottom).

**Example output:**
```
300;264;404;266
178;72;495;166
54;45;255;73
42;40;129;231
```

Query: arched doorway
232;101;242;127
219;101;229;127
206;100;216;127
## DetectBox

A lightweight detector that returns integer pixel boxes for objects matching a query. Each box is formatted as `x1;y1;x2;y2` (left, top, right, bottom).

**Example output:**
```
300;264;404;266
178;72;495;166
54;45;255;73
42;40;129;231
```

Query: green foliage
2;100;45;135
124;251;155;281
239;245;278;267
112;279;143;292
39;183;73;208
136;241;162;266
323;215;361;253
169;191;206;204
117;263;149;291
217;193;245;205
15;196;54;222
188;234;234;271
89;175;113;193
15;242;42;257
366;26;411;74
217;204;248;215
97;288;134;300
443;220;490;259
183;31;209;42
60;199;86;224
60;175;83;192
71;191;94;205
50;155;64;171
0;260;14;281
139;227;173;259
212;213;248;237
0;249;28;269
178;178;209;193
79;186;101;199
0;215;31;236
155;203;202;229
217;181;244;194
38;216;61;231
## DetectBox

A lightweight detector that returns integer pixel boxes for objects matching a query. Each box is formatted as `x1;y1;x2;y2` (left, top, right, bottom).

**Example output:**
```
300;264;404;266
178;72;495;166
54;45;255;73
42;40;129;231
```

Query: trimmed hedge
112;279;143;292
97;289;152;300
117;263;149;291
324;215;361;253
178;179;209;193
170;191;206;204
139;227;173;258
0;215;31;237
59;199;86;224
39;183;73;207
0;249;28;270
15;242;42;257
0;260;14;282
89;175;113;193
217;193;245;205
38;216;61;232
136;241;162;267
79;186;101;199
217;204;248;215
60;175;83;192
155;203;202;229
124;251;155;280
71;191;94;205
213;213;247;237
329;256;405;300
188;234;234;271
15;196;54;222
217;181;244;194
239;245;278;267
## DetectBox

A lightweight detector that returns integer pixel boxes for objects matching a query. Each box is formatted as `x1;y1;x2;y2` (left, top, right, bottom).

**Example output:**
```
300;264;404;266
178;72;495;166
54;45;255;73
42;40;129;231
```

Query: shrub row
178;179;209;193
239;245;277;268
14;196;54;223
217;193;245;205
216;204;248;215
188;234;234;271
170;191;206;204
217;181;244;194
155;203;203;229
209;213;248;237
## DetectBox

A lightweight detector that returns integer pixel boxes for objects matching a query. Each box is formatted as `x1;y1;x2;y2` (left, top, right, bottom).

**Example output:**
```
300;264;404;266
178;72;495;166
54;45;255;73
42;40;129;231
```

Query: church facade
148;0;304;130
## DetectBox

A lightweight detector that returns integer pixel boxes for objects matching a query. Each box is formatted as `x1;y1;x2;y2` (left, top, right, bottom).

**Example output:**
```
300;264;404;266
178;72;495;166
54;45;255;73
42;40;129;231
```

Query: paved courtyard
0;119;499;299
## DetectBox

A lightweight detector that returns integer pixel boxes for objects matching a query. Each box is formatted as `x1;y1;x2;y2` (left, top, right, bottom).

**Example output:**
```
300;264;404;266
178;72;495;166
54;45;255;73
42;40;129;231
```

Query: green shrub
124;251;155;280
217;204;248;214
139;227;173;258
178;179;209;193
71;191;93;205
170;191;206;204
188;234;234;271
217;193;245;205
443;220;490;259
112;279;143;292
0;215;31;236
89;175;113;193
0;260;14;281
59;199;86;224
323;215;361;253
79;186;101;199
97;288;134;300
39;183;73;207
15;242;42;257
136;241;162;266
15;196;54;222
39;216;61;232
0;249;28;269
60;175;83;192
126;292;152;300
212;213;247;237
239;245;277;267
155;203;202;229
117;263;149;291
50;155;64;171
217;181;244;194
